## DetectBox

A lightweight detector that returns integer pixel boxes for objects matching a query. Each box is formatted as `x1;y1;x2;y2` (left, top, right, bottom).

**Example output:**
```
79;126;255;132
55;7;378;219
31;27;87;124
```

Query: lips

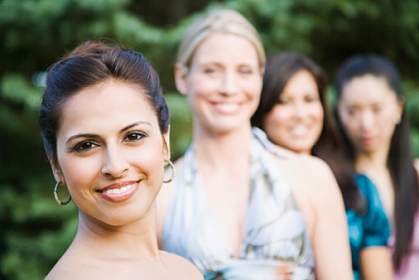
289;125;310;137
209;101;242;115
360;136;375;146
97;180;140;202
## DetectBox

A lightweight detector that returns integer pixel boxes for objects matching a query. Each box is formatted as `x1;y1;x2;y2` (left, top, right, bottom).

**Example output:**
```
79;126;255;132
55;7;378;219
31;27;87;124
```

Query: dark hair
251;52;364;212
334;54;419;271
252;52;326;130
39;41;170;161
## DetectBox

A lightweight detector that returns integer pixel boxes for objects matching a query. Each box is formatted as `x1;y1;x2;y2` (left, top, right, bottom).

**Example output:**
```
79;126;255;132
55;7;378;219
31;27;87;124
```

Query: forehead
340;75;397;104
283;70;318;93
58;79;157;135
191;32;259;66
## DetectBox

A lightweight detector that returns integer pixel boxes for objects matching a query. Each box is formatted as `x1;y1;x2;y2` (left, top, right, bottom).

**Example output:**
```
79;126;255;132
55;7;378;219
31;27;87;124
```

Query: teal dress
347;174;391;280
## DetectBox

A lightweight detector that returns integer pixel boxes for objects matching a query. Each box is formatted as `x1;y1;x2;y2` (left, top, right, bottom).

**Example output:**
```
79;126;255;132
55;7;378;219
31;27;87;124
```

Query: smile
211;102;242;115
289;125;311;137
97;180;140;202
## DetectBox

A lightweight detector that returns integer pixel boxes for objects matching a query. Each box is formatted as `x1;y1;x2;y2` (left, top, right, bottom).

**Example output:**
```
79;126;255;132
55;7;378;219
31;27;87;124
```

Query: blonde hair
176;9;266;69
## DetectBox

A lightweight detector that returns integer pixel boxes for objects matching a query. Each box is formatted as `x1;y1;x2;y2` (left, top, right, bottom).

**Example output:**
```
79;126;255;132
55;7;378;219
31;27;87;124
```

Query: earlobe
49;158;64;183
174;64;188;96
162;129;171;160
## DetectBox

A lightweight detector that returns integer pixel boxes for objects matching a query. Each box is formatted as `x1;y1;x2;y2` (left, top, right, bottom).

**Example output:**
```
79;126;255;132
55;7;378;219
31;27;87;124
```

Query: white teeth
214;103;240;113
103;184;135;195
291;126;309;136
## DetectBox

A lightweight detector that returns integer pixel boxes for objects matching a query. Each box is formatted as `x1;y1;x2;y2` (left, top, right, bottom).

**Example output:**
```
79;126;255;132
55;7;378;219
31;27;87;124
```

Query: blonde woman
158;9;352;280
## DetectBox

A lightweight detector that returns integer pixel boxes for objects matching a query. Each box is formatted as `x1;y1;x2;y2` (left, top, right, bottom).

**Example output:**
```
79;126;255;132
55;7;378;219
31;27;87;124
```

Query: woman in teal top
348;175;391;280
252;52;393;279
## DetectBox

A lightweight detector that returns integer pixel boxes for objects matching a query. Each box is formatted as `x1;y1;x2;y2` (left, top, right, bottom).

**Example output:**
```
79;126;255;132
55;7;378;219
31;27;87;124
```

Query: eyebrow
65;121;152;144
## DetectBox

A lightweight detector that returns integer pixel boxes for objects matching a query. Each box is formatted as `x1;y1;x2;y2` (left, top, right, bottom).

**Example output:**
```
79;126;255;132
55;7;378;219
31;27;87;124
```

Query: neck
73;205;160;261
300;148;312;155
193;123;252;169
355;146;389;173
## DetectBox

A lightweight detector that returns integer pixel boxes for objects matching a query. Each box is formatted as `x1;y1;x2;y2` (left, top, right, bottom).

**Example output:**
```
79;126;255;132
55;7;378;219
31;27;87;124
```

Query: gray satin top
162;128;315;280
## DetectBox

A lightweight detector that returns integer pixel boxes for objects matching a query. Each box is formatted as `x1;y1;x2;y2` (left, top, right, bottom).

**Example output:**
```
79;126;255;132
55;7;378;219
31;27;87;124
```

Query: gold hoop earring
54;181;71;206
163;160;175;183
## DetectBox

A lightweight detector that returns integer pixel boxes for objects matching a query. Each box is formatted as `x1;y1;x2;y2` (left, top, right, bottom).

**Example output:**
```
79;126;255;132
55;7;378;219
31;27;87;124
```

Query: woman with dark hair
252;52;393;280
335;54;419;280
40;41;202;279
252;52;332;154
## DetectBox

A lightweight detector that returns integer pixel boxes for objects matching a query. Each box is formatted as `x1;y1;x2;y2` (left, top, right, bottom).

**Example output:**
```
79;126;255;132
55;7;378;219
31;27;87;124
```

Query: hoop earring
54;181;71;206
163;160;175;183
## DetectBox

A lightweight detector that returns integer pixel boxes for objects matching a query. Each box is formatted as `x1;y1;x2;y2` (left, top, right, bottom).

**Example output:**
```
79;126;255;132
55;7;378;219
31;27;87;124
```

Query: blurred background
0;0;418;279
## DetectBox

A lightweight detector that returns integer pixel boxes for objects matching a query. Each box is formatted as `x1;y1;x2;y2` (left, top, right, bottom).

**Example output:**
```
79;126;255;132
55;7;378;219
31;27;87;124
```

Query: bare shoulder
285;153;331;173
272;144;299;158
160;251;203;280
278;153;337;195
277;153;344;216
44;264;63;280
45;267;78;280
44;255;78;280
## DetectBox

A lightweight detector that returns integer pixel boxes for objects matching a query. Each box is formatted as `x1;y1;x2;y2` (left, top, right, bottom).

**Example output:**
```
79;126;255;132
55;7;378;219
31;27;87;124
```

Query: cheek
186;80;214;109
341;116;362;143
263;107;296;148
59;155;101;192
129;143;165;184
341;115;356;131
188;74;215;96
338;106;355;129
377;111;399;136
380;105;399;123
265;106;291;128
312;104;324;127
245;77;263;98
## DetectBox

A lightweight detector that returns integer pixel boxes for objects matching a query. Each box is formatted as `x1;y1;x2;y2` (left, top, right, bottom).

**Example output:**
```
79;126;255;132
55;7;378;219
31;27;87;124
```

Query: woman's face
337;74;403;156
176;33;263;134
54;79;168;226
263;70;324;154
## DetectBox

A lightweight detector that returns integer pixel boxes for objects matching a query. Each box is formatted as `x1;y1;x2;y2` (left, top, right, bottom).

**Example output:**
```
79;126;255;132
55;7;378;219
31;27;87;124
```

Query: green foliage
1;0;419;279
166;93;193;160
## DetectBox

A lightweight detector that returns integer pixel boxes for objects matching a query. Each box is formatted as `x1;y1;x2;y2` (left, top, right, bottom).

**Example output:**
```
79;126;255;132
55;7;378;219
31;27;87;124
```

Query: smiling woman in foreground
40;41;202;280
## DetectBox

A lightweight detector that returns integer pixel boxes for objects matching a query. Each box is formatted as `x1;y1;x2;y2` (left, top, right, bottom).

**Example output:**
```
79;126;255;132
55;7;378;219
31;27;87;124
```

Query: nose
101;144;129;178
219;72;238;97
359;110;374;130
292;101;308;119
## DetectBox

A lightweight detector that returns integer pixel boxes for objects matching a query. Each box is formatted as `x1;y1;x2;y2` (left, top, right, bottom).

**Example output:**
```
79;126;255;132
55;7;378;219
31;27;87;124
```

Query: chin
205;114;251;132
208;122;248;135
285;143;312;154
86;204;153;228
360;146;378;155
100;212;149;227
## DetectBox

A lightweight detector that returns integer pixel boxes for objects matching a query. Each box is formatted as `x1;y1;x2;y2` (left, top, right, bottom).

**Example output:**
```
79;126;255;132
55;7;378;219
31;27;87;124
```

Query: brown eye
72;141;99;153
347;106;358;116
203;66;218;75
124;132;147;142
304;94;318;103
371;104;382;114
278;95;291;105
203;68;215;74
238;66;253;75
